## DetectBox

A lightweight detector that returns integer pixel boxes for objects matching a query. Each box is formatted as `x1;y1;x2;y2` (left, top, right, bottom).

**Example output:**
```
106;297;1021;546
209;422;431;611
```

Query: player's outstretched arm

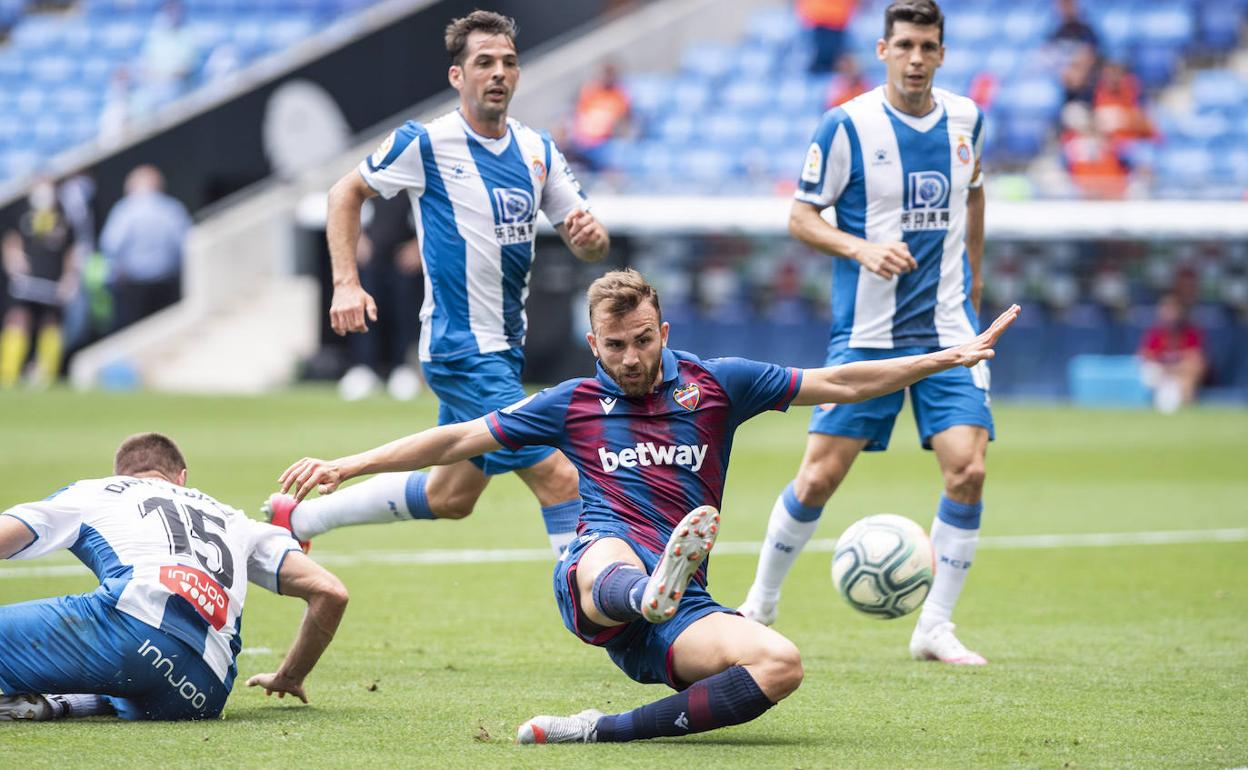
278;418;503;501
246;552;348;704
326;170;379;336
792;304;1020;406
557;209;609;263
0;515;35;559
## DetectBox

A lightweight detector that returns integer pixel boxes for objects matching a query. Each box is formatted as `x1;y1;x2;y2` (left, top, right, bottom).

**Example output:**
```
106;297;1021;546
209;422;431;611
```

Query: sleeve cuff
486;412;521;450
772;368;804;412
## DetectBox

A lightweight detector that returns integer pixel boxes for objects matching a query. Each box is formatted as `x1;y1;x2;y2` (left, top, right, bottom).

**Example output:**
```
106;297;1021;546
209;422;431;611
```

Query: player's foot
909;621;987;665
0;694;53;721
737;586;779;626
516;708;603;744
337;364;380;402
641;505;720;624
263;493;311;553
387;365;422;401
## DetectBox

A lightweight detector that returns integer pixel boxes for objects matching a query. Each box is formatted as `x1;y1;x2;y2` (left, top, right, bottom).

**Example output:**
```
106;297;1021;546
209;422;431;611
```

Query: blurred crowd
0;163;189;389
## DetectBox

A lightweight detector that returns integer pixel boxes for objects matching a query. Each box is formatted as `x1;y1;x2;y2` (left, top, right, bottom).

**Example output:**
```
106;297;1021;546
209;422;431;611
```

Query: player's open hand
853;241;917;279
247;672;309;704
563;209;608;260
279;458;345;501
330;281;378;336
950;304;1021;367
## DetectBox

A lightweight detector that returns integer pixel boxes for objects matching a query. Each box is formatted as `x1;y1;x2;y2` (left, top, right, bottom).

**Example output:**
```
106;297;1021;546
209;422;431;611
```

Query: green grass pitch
0;389;1245;769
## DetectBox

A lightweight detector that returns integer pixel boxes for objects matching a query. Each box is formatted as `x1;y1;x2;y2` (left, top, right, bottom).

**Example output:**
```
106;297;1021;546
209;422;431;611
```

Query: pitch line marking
0;528;1244;579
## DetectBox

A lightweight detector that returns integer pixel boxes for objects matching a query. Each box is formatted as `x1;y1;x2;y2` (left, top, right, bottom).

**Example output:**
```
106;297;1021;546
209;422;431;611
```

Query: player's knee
427;485;481;520
794;463;843;506
945;460;986;498
754;638;804;702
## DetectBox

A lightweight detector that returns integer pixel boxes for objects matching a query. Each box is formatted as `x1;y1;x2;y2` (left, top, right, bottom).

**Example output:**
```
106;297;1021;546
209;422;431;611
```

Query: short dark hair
884;0;944;43
445;10;518;66
114;432;187;479
586;269;662;328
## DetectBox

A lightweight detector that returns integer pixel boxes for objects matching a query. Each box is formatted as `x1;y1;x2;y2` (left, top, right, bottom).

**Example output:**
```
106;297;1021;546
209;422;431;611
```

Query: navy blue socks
594;665;774;742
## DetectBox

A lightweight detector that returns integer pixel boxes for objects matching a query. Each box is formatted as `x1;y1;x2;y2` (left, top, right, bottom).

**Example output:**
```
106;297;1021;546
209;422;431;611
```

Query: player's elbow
311;573;350;614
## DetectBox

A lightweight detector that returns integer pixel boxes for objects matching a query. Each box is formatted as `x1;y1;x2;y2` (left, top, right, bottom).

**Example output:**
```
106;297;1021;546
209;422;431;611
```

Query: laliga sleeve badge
801;142;823;184
370;132;396;168
674;383;700;411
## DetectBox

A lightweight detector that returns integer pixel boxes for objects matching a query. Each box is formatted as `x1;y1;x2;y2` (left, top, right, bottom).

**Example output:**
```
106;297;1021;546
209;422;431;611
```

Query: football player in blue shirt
264;11;609;558
277;270;1018;743
739;0;997;665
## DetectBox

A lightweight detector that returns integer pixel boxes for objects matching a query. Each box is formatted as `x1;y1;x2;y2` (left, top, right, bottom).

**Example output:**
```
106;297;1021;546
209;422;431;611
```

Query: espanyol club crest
531;156;547;183
956;136;972;164
673;383;700;411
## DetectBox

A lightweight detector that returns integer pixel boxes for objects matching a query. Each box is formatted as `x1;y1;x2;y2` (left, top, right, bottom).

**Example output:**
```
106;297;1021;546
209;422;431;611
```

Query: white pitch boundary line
0;528;1245;579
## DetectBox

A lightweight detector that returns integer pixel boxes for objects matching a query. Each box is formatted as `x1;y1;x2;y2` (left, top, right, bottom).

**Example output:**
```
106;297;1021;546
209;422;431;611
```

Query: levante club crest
673;383;700;411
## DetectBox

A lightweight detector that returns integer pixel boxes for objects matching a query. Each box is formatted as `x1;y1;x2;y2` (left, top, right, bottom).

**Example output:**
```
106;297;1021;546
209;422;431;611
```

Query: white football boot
0;694;54;721
516;708;604;744
641;506;719;624
737;586;779;626
909;621;988;665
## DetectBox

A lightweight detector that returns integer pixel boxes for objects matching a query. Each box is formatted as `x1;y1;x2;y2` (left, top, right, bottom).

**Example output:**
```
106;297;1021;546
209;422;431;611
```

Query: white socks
746;486;822;604
918;515;979;632
292;472;421;540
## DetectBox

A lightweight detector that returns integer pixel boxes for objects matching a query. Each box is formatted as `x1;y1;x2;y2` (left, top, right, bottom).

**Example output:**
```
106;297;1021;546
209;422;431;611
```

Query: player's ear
175;468;187;486
586;331;598;358
659;321;670;347
448;64;462;89
876;38;887;62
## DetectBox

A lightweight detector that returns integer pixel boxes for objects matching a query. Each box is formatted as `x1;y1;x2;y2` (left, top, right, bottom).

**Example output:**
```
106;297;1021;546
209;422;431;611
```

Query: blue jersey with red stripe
487;348;802;571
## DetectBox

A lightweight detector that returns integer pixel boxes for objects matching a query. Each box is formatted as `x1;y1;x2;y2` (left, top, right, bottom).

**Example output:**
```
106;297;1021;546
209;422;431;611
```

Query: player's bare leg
740;434;867;625
514;451;582;554
518;610;802;744
911;425;990;665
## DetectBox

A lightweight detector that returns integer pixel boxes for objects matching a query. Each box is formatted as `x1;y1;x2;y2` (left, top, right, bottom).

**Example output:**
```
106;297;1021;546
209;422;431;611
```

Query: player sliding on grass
0;433;347;721
264;10;608;558
277;270;1018;743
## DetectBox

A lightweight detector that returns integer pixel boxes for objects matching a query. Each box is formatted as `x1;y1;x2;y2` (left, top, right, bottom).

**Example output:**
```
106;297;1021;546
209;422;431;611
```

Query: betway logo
598;443;708;473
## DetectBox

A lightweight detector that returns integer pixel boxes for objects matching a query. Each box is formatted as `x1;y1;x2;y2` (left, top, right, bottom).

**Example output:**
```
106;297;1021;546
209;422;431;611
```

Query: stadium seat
680;42;735;82
1198;0;1245;51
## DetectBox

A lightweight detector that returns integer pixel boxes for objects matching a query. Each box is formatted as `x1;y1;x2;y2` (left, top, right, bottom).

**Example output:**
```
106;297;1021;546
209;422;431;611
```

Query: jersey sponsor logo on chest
159;564;229;630
492;187;536;245
598;442;708;473
902;170;951;232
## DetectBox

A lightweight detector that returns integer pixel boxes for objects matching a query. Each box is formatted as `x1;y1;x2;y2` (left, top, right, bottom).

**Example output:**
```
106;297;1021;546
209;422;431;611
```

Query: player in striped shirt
264;11;609;558
739;0;996;665
276;270;1018;743
0;433;347;721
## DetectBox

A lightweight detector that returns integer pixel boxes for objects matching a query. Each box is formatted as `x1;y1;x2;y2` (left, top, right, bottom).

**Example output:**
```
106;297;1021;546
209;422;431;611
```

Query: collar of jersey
455;109;513;154
878;87;946;133
594;347;679;397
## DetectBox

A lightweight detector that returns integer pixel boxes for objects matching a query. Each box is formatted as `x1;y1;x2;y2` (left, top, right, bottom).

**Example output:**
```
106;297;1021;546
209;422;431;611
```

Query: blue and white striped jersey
2;477;301;683
797;86;985;349
359;111;589;362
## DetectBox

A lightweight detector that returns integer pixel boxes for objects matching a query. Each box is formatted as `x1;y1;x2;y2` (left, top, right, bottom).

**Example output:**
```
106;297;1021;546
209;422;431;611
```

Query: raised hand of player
246;672;308;704
279;457;345;501
329;281;378;336
563;209;608;261
950;304;1021;367
853;241;917;279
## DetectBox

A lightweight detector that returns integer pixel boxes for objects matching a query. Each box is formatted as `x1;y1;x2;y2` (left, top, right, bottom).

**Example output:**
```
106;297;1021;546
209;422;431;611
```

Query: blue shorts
421;348;556;476
0;584;231;721
809;345;995;451
553;532;734;690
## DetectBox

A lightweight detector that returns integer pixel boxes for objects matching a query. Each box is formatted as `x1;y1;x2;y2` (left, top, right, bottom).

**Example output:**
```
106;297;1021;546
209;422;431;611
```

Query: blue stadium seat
1190;70;1247;113
1198;0;1245;51
746;7;800;48
995;76;1062;119
1138;4;1195;48
98;21;147;54
28;56;78;84
1132;45;1182;89
668;78;711;113
722;80;769;110
735;44;775;80
945;9;995;47
680;42;735;82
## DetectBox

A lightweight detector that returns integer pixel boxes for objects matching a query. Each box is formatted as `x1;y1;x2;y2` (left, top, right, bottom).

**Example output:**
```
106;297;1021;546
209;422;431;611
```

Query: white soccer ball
831;514;934;619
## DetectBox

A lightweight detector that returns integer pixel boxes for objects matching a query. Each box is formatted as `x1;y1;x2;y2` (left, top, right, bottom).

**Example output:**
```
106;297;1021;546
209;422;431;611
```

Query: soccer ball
831;514;934;619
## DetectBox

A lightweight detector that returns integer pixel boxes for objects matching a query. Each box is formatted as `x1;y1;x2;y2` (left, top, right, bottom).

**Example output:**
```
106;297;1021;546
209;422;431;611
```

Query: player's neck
458;105;508;139
884;83;935;117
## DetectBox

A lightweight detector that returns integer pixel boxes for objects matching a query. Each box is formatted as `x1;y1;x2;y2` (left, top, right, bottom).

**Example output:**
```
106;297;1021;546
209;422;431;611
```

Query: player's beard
603;355;662;398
